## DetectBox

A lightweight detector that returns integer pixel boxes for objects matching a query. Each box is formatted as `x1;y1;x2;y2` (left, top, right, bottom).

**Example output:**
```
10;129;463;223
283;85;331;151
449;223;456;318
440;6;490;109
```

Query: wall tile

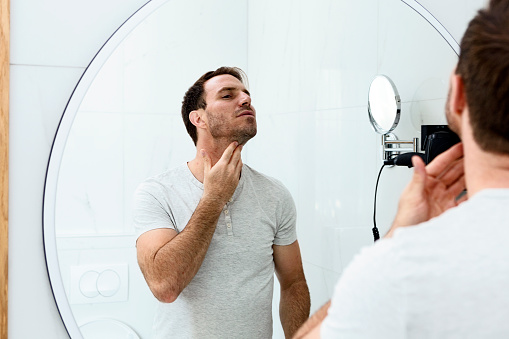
123;114;196;229
9;65;84;338
322;268;342;298
311;108;379;228
338;227;375;268
55;112;125;235
79;47;125;113
243;111;302;201
248;0;378;114
410;98;449;128
10;0;147;67
122;0;248;115
377;0;459;104
299;223;342;273
302;262;332;313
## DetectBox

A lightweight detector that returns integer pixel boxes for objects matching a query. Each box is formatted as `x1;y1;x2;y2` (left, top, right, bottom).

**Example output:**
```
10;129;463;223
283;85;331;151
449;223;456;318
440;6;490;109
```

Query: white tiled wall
9;0;486;338
9;64;87;339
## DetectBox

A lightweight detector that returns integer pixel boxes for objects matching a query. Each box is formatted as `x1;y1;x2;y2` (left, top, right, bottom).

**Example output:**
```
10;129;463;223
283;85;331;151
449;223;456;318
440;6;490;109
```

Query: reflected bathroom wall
48;0;458;338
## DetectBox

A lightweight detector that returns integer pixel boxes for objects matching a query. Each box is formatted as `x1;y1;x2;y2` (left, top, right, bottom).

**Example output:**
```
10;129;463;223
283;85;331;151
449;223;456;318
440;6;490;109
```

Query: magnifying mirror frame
367;74;401;135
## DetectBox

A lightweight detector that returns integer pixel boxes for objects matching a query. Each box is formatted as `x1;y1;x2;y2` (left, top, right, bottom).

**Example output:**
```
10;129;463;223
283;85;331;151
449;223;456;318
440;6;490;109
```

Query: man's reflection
133;67;310;338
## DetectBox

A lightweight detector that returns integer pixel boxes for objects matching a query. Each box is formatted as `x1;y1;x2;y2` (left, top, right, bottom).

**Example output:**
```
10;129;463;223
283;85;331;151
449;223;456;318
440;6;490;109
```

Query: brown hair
456;0;509;154
181;67;247;145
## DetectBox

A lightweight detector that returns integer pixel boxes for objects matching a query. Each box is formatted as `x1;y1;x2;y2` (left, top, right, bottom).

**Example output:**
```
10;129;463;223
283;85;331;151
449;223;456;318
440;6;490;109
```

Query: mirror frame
401;0;460;55
42;1;168;337
1;0;9;337
39;0;461;338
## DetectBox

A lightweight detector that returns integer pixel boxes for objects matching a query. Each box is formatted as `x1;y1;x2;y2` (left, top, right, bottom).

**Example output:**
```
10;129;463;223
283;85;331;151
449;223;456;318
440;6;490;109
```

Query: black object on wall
421;125;461;164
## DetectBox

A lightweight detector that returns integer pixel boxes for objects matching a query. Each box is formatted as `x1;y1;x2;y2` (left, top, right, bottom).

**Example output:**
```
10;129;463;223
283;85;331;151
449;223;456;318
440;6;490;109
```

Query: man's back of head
457;0;509;155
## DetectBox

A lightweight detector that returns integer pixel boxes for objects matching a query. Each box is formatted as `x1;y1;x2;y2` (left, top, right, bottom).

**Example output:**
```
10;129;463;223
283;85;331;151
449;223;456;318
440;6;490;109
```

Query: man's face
202;74;257;145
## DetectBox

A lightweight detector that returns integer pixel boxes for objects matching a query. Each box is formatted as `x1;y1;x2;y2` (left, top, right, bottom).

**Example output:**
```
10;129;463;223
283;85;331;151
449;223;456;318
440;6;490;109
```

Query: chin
235;129;257;146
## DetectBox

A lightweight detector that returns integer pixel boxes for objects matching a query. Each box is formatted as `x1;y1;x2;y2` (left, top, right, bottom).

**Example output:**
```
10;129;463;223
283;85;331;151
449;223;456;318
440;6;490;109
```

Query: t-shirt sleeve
320;240;406;339
132;180;176;240
274;185;298;246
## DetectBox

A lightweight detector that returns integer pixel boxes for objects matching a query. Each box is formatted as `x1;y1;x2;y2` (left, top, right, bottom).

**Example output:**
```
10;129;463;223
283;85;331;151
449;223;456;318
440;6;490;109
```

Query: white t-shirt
322;189;509;338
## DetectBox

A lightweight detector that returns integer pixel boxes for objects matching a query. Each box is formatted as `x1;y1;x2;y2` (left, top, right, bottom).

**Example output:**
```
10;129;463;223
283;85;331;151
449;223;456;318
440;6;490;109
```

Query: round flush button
79;271;100;298
97;269;121;297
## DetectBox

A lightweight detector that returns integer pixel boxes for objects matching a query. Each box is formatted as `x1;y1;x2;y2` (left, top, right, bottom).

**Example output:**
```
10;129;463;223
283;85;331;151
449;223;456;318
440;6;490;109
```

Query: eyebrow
218;87;251;97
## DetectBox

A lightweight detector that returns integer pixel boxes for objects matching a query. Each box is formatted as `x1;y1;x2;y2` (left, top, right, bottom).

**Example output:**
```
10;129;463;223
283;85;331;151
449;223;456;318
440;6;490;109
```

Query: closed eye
222;94;232;99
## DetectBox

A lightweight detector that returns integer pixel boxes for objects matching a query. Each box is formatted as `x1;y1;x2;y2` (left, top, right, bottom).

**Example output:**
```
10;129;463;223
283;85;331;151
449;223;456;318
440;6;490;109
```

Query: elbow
155;291;179;304
149;282;181;303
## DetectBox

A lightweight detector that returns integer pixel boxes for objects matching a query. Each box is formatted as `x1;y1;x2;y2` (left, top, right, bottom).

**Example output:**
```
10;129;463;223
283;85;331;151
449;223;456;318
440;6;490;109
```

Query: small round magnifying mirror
368;75;401;134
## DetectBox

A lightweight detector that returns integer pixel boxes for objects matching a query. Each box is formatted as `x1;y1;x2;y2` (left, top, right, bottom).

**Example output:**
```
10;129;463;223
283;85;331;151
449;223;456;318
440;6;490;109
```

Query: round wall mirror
43;0;459;338
368;75;401;134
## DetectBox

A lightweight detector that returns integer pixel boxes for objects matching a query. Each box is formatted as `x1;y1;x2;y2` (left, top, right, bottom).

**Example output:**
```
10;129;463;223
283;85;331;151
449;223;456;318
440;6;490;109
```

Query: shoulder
339;237;412;290
390;193;485;243
322;239;407;337
242;165;295;212
341;238;404;281
243;165;291;195
333;230;438;297
134;164;189;197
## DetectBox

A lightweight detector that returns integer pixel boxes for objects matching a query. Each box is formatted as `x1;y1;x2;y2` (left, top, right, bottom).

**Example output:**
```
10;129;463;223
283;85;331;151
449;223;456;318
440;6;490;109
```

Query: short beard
207;112;257;146
232;122;257;145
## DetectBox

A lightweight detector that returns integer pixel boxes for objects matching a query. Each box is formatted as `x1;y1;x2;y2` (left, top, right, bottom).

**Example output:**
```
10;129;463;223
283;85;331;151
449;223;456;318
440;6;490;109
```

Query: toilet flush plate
70;263;128;304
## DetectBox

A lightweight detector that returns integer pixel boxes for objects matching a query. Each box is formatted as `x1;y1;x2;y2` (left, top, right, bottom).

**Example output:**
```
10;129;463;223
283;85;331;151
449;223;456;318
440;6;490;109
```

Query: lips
237;110;255;117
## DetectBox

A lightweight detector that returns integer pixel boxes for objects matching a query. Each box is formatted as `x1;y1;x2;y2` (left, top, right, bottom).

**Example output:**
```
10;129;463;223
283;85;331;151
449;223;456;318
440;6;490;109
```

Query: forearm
148;197;224;302
293;301;331;339
280;280;311;338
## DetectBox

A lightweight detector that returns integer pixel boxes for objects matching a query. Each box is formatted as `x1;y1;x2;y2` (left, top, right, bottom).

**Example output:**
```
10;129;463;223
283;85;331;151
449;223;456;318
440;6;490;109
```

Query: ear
449;73;466;116
189;109;207;129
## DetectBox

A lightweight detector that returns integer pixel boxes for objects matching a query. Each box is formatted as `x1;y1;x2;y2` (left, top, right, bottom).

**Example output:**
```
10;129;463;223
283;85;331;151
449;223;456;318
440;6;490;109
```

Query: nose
239;92;251;107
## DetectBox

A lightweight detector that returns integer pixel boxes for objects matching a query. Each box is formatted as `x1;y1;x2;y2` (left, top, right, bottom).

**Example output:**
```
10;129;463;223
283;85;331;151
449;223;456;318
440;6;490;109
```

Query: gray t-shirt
133;163;297;339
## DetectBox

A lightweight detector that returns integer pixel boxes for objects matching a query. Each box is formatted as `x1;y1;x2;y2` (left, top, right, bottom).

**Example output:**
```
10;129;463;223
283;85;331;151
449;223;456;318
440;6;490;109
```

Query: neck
187;138;235;183
462;122;509;197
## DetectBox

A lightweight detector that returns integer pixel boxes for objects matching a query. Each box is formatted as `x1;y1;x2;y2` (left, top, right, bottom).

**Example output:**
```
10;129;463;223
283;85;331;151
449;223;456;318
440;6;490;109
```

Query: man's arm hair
136;197;225;303
293;301;331;339
274;241;311;338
